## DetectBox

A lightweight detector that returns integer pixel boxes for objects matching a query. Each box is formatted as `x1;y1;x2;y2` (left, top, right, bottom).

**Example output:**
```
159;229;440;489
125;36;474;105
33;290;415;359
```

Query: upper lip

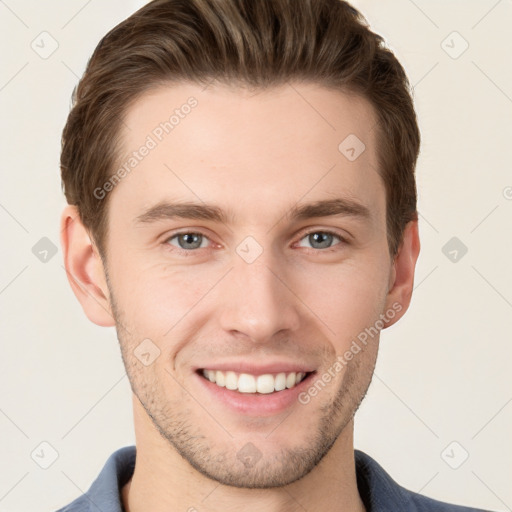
195;360;316;376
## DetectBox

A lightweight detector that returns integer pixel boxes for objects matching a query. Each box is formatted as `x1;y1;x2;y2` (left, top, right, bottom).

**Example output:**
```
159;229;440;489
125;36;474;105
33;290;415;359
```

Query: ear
60;205;115;327
383;219;421;328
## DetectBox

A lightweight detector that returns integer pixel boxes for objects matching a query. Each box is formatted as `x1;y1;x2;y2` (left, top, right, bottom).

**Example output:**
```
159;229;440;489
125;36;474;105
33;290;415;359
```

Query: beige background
0;1;511;510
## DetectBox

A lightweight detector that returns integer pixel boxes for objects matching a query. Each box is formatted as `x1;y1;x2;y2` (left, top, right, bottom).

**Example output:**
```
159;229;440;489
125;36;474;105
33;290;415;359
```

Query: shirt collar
69;446;411;512
354;449;410;512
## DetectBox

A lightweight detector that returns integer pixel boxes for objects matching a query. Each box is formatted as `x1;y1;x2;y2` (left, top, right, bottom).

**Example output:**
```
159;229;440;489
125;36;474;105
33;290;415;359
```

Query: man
57;0;492;510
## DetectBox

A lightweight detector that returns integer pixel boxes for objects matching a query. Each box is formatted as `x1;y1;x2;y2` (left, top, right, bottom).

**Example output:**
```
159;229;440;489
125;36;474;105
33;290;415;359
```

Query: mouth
193;361;318;416
198;368;313;394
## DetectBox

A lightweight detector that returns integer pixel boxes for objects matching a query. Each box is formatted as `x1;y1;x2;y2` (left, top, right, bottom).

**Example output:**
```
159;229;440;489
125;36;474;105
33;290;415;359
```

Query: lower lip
195;371;315;416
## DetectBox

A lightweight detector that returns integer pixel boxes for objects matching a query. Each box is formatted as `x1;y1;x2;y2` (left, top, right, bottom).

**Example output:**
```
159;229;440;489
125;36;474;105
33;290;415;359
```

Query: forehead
111;81;384;227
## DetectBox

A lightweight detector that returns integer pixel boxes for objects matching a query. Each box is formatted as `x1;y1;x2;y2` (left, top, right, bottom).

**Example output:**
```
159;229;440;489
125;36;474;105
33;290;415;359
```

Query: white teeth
225;371;238;390
215;370;225;387
274;372;287;391
201;369;308;393
256;374;275;394
286;373;296;389
238;373;257;393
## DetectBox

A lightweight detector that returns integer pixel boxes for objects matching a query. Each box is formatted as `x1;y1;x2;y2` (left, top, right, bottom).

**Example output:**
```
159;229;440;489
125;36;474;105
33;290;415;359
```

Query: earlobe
60;205;115;327
383;220;421;328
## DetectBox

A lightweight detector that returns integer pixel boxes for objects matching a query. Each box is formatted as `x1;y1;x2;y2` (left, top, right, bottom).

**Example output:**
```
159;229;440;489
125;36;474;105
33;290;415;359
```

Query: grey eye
298;231;342;250
169;233;206;250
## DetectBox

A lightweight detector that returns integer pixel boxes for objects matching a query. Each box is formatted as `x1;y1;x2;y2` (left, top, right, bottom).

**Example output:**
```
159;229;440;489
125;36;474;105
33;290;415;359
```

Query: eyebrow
134;197;371;226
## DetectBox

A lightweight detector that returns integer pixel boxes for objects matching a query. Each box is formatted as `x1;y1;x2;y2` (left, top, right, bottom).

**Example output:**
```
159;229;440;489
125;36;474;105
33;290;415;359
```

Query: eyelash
163;229;348;255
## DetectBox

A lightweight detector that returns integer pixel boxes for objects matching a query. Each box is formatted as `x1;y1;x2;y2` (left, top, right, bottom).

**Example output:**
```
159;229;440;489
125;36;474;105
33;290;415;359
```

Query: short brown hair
61;0;420;259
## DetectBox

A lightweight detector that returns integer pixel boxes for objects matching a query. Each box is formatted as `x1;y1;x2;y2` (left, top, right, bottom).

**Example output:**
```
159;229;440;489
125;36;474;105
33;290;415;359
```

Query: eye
163;229;346;254
166;232;211;251
296;230;346;250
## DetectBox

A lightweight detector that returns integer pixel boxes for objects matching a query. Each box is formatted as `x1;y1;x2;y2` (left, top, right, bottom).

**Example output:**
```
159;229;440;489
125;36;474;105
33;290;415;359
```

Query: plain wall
0;1;510;510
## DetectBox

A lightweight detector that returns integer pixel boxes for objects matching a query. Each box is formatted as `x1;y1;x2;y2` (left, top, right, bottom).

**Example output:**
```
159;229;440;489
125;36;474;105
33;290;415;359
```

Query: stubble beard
107;280;378;489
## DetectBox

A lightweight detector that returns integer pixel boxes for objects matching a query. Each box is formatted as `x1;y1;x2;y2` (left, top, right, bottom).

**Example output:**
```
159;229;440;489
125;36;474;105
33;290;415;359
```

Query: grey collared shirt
55;446;492;512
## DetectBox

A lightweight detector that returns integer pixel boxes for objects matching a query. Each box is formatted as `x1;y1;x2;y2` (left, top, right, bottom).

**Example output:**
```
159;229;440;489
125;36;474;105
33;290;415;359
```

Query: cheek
110;258;226;337
293;256;389;342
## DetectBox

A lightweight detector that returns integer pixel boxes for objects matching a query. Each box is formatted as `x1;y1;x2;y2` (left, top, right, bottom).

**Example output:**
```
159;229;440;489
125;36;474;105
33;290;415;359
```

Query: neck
122;396;365;512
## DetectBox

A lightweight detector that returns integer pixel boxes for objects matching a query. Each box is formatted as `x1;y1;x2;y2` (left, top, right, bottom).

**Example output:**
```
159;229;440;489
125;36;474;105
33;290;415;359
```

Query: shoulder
55;495;90;512
399;487;493;512
55;445;136;512
354;450;493;512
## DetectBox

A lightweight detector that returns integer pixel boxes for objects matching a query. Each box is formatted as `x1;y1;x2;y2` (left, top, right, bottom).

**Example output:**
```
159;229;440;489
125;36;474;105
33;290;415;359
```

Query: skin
61;82;420;512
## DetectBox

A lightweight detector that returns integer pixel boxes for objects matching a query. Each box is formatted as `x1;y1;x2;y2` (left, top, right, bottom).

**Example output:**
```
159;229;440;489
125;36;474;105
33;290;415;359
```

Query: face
97;82;400;487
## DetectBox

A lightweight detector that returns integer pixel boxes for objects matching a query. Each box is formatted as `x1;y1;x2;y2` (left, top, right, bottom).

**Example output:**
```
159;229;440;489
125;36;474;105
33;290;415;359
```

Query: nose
217;250;302;344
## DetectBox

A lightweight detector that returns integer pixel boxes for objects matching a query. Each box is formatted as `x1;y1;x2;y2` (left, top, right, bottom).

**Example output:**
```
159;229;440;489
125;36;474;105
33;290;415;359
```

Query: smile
200;369;310;394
